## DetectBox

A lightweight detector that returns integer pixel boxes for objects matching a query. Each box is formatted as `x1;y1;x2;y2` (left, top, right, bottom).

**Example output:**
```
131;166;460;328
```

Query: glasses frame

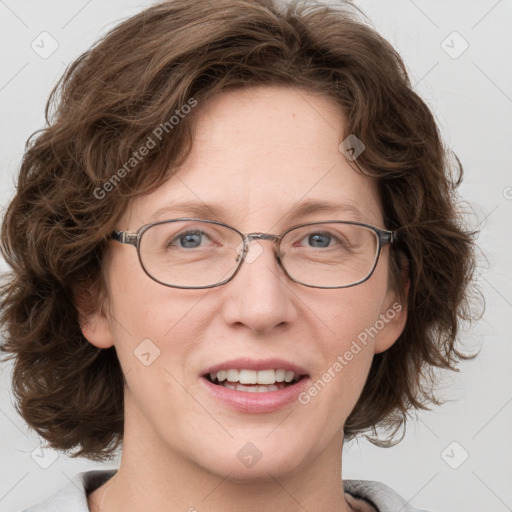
111;218;395;289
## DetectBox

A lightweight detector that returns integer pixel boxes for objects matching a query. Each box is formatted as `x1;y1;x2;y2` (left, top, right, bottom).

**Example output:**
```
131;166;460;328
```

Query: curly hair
0;0;478;461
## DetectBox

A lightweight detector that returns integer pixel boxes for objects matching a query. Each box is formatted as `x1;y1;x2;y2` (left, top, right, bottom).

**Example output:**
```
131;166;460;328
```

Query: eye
306;232;332;248
170;230;210;249
300;231;348;249
289;227;352;253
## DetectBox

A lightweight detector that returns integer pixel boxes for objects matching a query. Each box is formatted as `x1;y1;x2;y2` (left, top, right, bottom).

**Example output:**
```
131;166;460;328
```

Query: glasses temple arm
111;231;138;246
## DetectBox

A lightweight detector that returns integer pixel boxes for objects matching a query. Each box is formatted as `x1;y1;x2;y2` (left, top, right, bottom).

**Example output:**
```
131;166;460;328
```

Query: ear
80;309;115;349
373;295;407;354
74;281;115;349
374;253;410;354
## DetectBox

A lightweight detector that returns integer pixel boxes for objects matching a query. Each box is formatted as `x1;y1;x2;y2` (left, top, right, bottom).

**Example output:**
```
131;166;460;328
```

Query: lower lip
200;376;311;414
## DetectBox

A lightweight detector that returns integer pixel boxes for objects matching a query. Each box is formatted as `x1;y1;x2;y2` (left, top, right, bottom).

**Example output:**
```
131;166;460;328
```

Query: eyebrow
147;199;367;225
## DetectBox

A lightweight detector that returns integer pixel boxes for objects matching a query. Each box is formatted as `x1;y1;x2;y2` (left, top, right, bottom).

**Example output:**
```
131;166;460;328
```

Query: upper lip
201;358;309;377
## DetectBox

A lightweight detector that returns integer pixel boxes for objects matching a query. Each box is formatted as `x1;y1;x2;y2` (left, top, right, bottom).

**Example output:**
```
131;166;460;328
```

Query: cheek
106;281;207;423
299;269;391;409
297;333;373;451
316;280;390;353
107;247;190;330
333;255;395;342
315;322;375;402
105;260;208;374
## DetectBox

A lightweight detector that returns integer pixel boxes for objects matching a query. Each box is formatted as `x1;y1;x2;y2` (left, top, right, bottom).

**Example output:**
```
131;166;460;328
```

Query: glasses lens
139;220;243;287
280;222;379;287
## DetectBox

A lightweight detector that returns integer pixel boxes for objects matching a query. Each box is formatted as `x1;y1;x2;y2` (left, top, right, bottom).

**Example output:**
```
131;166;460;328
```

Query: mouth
200;358;311;413
203;368;307;393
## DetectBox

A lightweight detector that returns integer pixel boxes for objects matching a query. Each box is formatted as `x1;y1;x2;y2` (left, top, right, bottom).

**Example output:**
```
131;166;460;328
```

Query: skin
82;86;407;512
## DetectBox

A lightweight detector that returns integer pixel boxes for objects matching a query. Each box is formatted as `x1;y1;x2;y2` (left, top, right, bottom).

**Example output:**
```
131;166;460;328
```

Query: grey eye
172;230;206;249
308;233;331;248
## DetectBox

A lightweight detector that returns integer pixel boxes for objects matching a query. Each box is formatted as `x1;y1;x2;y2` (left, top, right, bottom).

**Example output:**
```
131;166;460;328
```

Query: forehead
125;86;383;230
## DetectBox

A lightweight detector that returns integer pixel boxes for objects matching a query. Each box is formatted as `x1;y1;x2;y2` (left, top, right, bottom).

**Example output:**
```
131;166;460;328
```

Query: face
82;86;406;482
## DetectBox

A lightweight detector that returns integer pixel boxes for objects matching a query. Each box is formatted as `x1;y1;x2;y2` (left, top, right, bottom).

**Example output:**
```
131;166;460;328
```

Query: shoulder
22;470;117;512
344;479;431;512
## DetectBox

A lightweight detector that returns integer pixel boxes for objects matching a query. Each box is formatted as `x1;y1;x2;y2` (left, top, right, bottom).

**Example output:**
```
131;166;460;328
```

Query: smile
206;368;302;392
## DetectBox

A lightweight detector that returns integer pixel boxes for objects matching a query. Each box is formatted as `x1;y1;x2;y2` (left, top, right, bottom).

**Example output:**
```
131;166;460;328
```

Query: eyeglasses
111;218;394;289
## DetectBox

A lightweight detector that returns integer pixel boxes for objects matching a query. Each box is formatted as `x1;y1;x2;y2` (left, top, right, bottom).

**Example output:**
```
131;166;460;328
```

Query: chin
190;441;308;482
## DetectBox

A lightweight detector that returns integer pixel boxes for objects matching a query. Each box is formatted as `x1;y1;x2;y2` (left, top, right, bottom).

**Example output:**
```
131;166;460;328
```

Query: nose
219;238;298;334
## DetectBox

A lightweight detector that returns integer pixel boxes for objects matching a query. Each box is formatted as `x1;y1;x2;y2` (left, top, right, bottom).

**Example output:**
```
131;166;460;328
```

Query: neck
88;403;354;512
89;440;353;512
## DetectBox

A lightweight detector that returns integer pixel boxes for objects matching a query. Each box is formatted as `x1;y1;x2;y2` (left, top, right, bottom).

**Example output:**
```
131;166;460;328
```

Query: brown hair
0;0;478;461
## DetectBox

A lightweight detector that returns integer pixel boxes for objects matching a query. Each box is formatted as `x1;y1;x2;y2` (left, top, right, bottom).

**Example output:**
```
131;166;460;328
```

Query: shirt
23;469;429;511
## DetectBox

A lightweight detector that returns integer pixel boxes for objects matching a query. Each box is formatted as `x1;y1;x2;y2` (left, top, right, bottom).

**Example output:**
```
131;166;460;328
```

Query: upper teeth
209;369;298;385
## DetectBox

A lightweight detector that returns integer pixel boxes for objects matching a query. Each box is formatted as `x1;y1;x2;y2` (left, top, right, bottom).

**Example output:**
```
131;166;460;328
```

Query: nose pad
236;239;264;264
234;240;247;263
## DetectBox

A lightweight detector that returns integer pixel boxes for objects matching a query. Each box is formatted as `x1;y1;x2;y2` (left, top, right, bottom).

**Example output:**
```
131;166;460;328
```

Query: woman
0;1;477;511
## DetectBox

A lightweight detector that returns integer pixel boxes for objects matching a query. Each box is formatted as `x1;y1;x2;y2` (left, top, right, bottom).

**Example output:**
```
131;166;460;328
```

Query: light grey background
1;1;511;511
